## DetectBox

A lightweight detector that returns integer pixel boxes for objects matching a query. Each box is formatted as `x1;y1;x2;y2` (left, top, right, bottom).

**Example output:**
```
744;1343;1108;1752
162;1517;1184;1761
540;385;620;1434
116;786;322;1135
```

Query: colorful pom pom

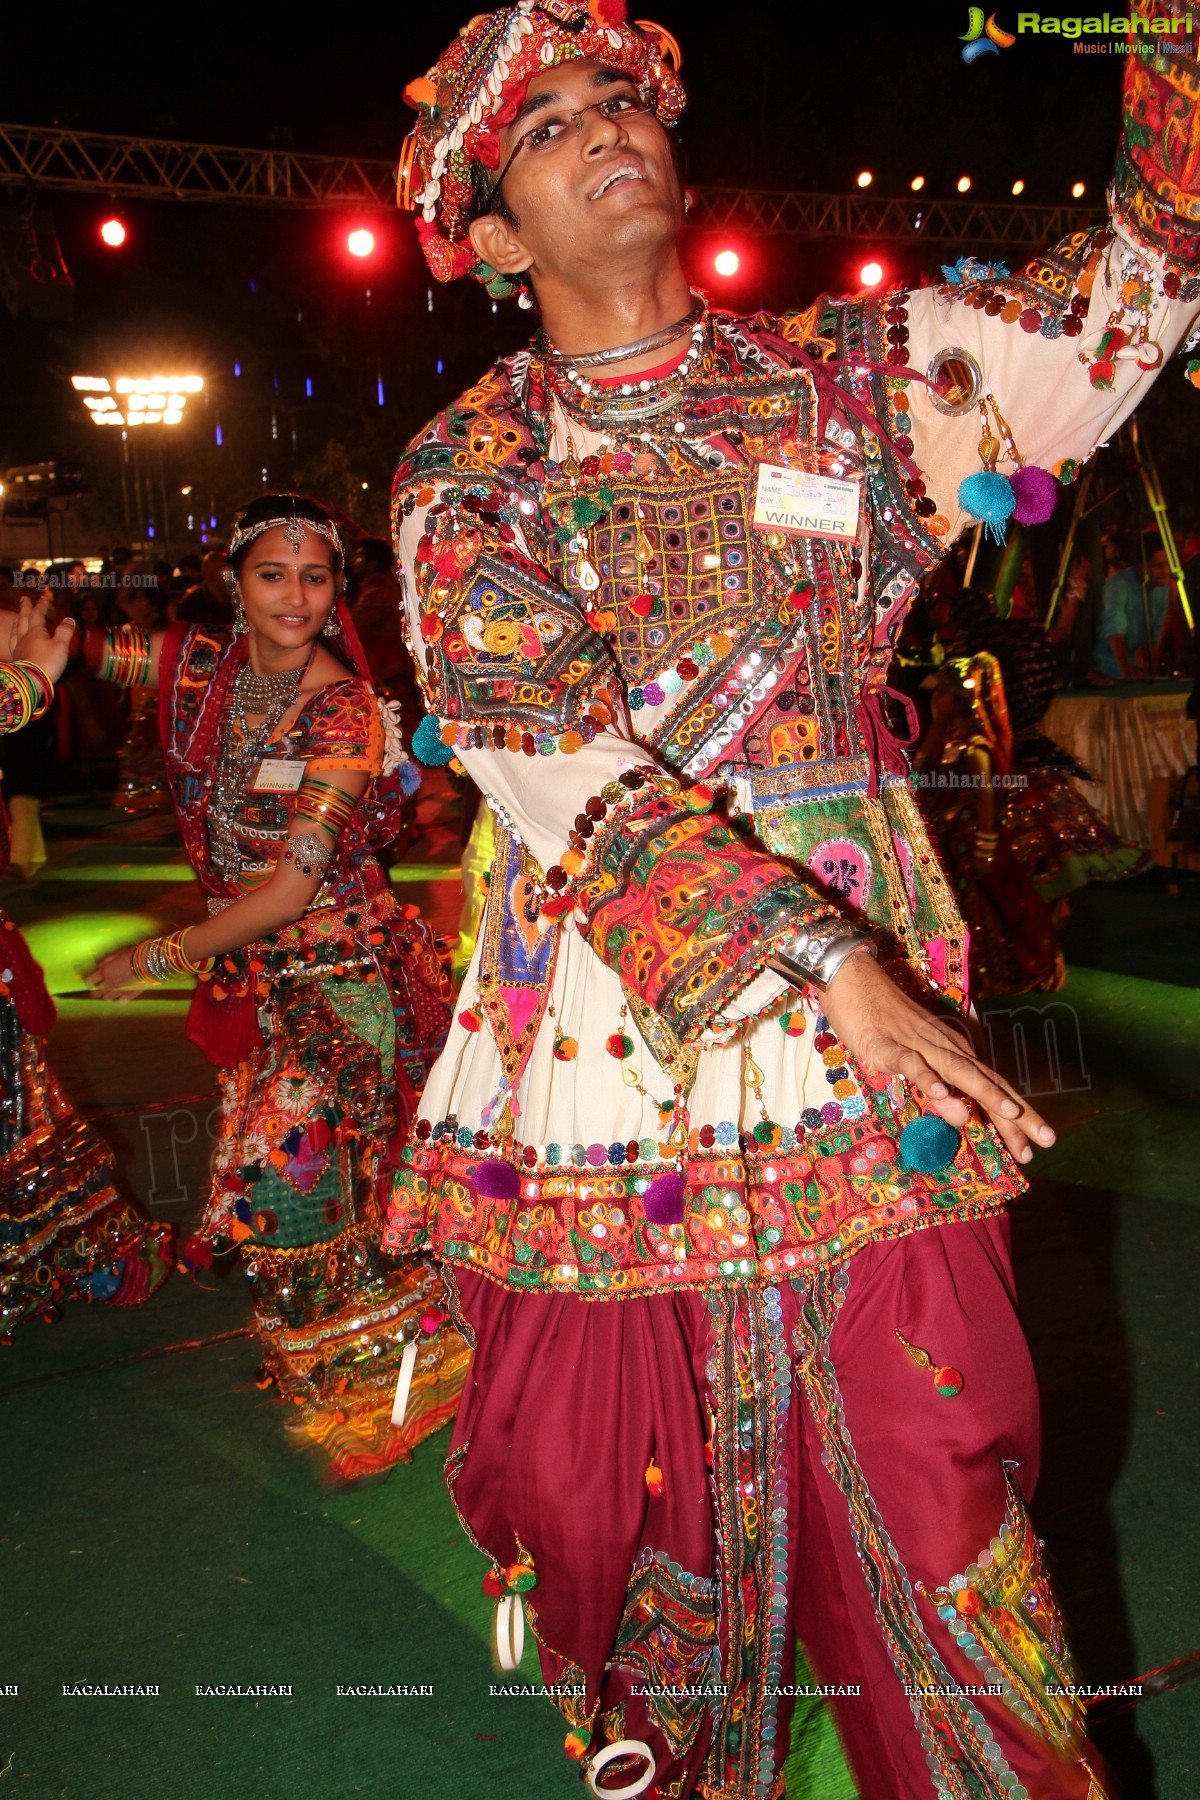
644;1457;666;1498
178;1233;214;1275
458;1008;482;1032
644;1169;686;1226
957;470;1016;545
472;1159;521;1200
564;1730;590;1762
606;1032;634;1059
506;1561;538;1592
935;1365;965;1398
898;1114;961;1173
1009;464;1058;526
552;1036;578;1060
412;713;456;766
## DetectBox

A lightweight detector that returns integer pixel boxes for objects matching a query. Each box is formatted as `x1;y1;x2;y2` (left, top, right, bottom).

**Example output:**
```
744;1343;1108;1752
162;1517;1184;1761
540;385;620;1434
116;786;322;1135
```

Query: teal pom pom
958;470;1016;545
898;1115;962;1174
412;714;455;767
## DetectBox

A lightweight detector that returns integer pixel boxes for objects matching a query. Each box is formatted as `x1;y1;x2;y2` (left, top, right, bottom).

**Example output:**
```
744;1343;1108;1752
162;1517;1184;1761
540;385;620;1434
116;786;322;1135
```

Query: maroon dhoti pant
445;1218;1110;1800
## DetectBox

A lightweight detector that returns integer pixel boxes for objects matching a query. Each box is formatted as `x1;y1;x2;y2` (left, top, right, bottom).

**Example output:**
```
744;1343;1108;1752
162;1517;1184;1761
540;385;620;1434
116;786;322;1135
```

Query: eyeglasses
488;90;654;203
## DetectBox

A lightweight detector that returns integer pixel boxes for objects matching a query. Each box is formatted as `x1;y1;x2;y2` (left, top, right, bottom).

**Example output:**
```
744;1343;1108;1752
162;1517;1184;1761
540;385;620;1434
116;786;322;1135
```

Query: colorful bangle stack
101;625;153;688
0;661;54;729
129;928;214;983
293;777;356;838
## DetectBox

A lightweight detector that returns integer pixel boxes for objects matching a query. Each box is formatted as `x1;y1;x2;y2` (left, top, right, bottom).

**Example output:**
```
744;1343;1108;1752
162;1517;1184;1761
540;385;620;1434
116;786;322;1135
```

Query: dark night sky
4;3;1166;547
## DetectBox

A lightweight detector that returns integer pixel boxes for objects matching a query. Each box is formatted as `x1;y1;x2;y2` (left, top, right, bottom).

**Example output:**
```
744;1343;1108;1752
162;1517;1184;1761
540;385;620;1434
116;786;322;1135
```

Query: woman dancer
0;598;173;1338
87;495;467;1481
914;652;1064;997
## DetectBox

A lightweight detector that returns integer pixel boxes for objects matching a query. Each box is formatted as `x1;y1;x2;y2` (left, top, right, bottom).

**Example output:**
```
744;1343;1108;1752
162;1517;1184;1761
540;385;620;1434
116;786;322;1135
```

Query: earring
232;596;248;634
517;285;535;311
321;612;339;638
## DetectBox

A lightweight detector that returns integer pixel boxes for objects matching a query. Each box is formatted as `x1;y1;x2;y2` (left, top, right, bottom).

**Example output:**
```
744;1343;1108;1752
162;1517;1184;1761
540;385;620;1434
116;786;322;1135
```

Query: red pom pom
934;1365;964;1397
179;1234;214;1274
482;1568;507;1597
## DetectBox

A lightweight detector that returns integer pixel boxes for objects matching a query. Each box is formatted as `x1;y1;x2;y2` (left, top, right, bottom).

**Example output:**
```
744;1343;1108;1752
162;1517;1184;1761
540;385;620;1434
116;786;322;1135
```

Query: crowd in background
0;534;417;873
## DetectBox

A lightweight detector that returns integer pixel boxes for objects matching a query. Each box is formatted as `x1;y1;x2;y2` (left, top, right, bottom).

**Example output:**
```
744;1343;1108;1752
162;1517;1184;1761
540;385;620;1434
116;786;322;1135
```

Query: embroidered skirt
199;960;468;1482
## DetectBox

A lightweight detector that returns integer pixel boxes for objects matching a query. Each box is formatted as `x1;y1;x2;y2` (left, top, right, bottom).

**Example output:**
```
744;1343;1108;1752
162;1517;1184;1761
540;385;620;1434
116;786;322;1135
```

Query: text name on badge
254;759;305;793
753;465;861;544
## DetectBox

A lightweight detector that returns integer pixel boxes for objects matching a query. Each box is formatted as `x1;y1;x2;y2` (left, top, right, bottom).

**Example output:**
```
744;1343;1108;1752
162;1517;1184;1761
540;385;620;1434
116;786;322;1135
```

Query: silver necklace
235;658;307;713
208;651;314;882
545;297;704;370
549;313;708;426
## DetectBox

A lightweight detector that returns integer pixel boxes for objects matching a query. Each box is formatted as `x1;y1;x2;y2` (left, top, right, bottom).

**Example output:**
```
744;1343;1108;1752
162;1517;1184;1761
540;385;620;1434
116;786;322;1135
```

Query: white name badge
253;758;305;793
753;463;861;543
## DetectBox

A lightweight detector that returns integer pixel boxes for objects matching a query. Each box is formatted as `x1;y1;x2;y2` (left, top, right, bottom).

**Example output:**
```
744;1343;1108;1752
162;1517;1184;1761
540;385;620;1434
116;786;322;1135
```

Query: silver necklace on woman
208;649;314;883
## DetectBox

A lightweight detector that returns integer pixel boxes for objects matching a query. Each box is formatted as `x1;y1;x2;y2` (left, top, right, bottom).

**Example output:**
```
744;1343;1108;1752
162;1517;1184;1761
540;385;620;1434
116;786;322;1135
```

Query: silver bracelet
282;832;333;880
768;916;878;994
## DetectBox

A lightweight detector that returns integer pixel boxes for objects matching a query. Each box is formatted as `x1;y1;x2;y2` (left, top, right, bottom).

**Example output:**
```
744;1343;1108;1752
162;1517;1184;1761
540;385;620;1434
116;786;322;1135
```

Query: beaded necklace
547;310;709;428
207;649;315;882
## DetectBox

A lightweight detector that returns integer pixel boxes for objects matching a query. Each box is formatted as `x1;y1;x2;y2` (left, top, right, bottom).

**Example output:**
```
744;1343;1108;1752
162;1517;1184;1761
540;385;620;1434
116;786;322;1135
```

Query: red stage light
99;218;127;248
347;228;375;259
859;261;884;289
714;249;739;277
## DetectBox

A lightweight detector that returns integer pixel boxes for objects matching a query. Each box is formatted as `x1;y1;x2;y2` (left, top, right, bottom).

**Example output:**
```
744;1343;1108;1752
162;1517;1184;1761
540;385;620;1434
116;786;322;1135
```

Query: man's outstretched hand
821;949;1055;1165
3;596;76;683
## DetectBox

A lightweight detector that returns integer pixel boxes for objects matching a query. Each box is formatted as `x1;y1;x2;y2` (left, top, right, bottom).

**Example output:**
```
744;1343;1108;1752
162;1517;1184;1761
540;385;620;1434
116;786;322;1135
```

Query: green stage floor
0;799;1196;1799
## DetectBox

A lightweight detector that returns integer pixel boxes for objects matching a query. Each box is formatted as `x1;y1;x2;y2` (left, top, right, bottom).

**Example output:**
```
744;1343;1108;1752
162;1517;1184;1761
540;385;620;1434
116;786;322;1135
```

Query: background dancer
0;598;173;1339
87;494;468;1483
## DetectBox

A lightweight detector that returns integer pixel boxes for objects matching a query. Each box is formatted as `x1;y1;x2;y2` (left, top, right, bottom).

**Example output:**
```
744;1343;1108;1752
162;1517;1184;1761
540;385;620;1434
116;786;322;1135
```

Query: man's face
482;59;682;283
202;552;229;596
1148;550;1170;584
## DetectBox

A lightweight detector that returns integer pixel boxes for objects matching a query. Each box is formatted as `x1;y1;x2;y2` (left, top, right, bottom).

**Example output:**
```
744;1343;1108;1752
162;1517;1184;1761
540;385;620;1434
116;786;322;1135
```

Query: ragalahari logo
961;8;1017;60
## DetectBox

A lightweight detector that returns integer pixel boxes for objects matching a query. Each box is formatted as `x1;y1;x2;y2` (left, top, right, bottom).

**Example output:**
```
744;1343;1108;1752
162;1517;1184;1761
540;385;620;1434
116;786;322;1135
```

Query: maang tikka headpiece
228;497;344;567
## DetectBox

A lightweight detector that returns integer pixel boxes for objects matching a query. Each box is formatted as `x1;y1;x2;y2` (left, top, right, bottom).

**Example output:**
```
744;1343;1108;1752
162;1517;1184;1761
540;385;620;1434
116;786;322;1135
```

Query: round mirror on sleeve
926;346;983;416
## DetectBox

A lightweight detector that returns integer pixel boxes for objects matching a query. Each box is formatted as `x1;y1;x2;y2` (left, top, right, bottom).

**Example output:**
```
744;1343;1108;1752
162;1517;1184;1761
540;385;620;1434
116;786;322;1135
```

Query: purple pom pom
1009;464;1058;526
473;1158;520;1201
644;1170;686;1226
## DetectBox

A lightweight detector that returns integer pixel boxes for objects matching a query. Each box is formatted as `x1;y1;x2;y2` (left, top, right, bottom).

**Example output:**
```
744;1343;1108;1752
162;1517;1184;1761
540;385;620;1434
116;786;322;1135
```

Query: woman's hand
821;950;1056;1165
10;597;77;685
86;946;143;1002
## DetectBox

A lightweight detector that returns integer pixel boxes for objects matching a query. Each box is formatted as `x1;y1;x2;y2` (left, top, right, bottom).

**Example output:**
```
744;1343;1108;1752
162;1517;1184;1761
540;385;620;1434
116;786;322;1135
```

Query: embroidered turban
397;0;685;290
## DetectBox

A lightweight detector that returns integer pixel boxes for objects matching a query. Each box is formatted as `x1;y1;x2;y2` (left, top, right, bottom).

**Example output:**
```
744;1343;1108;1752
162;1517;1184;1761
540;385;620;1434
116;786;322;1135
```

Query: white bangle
585;1740;656;1798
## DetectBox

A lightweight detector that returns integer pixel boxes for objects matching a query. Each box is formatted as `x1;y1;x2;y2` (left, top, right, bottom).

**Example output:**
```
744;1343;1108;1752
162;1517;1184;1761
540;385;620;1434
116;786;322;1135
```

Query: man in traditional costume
384;5;1200;1795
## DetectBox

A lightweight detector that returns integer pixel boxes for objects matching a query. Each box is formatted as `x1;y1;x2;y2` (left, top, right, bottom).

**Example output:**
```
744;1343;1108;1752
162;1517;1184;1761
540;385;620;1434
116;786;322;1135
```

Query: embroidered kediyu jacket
384;18;1200;1301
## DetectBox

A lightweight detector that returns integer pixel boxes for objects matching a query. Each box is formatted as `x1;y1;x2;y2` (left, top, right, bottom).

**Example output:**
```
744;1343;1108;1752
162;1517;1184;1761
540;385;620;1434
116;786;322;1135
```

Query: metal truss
686;187;1096;247
0;121;1096;245
0;123;396;209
